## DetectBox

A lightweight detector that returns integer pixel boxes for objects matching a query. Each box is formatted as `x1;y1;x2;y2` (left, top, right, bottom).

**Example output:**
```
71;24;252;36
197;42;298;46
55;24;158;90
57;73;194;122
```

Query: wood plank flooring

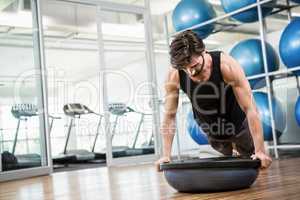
1;157;300;200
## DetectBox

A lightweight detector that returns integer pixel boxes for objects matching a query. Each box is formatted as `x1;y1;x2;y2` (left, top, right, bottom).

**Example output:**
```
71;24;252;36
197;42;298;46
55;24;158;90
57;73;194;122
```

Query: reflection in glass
0;0;46;171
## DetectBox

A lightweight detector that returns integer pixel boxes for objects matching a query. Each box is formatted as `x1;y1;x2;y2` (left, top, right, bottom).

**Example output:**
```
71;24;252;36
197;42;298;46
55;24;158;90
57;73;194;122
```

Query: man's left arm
220;53;272;169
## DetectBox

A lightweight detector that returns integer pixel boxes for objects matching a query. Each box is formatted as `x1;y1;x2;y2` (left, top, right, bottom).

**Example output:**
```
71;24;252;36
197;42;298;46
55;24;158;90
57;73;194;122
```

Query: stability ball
160;157;260;192
291;0;300;3
221;0;276;23
295;97;300;126
172;0;216;39
230;39;279;89
279;18;300;75
187;111;209;145
253;92;286;141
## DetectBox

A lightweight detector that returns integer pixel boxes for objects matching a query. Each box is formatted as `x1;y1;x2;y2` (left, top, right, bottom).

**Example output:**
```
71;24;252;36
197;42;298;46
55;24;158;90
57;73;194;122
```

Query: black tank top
179;51;246;139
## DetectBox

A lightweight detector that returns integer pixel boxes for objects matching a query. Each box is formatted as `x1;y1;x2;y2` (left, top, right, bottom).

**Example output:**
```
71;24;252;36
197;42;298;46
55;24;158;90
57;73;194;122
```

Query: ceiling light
209;0;221;5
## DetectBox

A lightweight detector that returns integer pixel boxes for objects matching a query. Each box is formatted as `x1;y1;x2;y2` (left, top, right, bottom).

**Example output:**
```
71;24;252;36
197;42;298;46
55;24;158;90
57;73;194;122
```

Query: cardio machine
1;104;42;171
48;115;77;165
61;103;105;163
107;103;154;158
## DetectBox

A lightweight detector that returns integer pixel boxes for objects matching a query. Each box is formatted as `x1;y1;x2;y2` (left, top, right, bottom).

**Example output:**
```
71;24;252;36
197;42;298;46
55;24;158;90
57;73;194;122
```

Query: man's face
183;53;207;82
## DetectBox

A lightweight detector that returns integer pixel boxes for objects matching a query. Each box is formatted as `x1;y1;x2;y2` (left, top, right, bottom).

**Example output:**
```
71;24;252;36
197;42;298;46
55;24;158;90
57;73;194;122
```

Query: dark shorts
207;119;255;156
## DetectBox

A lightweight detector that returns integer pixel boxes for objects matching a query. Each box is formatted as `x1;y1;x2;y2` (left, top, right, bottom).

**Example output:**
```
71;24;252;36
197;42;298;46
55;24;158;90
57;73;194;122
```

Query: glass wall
0;0;49;175
1;0;160;174
41;1;105;170
40;0;159;168
99;8;157;163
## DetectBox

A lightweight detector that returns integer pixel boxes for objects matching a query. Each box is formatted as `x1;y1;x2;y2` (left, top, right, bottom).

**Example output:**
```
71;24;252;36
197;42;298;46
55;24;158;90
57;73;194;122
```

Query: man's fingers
261;160;267;169
260;157;272;169
156;165;162;172
155;161;162;172
155;157;171;172
260;159;268;169
251;153;272;169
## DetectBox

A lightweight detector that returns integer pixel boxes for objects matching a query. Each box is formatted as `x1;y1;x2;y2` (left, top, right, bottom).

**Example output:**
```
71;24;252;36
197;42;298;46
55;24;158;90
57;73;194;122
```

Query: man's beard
190;65;202;77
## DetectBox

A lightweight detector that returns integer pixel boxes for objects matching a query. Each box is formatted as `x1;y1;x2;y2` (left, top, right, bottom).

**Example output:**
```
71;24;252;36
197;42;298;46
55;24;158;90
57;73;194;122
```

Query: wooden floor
1;157;300;200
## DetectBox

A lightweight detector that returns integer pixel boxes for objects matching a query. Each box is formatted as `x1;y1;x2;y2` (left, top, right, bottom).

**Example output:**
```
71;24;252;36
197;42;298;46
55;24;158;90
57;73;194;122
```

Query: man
156;30;272;169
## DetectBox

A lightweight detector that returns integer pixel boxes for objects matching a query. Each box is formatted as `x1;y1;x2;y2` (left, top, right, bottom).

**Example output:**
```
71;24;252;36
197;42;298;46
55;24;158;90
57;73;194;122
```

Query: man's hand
155;156;171;172
251;151;272;169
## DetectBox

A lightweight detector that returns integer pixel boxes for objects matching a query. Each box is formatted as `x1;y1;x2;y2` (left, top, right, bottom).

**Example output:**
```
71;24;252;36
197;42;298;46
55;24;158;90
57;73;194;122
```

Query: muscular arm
160;68;180;158
220;53;266;154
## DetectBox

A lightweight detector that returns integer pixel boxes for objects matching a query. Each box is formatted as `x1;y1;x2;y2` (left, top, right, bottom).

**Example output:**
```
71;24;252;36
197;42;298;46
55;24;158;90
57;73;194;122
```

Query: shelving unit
163;0;300;159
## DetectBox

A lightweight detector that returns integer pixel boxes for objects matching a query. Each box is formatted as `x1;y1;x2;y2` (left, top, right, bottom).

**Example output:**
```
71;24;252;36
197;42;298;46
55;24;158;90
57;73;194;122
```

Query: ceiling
1;0;299;45
0;0;299;87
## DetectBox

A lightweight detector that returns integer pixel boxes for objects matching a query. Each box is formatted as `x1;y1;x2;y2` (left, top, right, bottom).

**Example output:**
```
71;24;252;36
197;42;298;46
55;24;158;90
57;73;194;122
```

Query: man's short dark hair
169;30;205;69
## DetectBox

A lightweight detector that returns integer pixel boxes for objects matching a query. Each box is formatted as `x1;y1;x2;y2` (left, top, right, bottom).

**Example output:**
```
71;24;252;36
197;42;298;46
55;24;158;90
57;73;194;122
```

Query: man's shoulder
218;51;228;62
167;67;180;82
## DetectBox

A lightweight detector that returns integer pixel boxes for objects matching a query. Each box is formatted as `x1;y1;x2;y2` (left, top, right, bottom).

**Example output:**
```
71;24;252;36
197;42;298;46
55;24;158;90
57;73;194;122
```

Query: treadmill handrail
62;103;104;155
91;115;103;152
63;103;103;117
11;104;38;155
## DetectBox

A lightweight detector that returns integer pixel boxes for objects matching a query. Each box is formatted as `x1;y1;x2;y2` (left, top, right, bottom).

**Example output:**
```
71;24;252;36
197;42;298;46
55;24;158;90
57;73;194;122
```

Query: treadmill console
63;103;92;116
108;103;134;115
11;104;38;119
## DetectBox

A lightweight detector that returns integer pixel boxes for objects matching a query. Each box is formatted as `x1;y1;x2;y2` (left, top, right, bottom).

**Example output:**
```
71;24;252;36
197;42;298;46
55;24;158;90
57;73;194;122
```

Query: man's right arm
156;68;180;166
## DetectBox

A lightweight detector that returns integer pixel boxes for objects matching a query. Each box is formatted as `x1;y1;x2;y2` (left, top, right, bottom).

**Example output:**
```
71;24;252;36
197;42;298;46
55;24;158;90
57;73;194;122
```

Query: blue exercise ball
221;0;276;23
295;96;300;126
279;18;300;75
187;111;209;145
230;39;279;89
253;92;286;141
172;0;216;39
291;0;300;3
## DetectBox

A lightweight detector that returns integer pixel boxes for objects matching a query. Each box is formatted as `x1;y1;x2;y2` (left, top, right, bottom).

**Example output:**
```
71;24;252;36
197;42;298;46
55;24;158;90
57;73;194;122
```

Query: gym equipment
108;103;154;158
1;104;42;171
172;0;216;39
279;18;300;75
221;0;276;23
253;92;286;141
62;103;105;163
1;151;18;171
187;111;208;145
48;115;77;165
230;39;279;89
160;156;260;192
292;0;300;3
295;97;300;126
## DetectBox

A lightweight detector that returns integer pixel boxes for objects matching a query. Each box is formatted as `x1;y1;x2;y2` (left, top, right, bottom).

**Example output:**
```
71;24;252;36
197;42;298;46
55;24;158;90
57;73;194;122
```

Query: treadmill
3;104;42;170
107;103;155;158
62;103;105;163
48;115;77;165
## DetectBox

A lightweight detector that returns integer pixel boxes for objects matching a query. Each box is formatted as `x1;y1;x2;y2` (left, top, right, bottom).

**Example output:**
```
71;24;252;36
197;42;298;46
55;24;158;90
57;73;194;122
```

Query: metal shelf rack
163;0;300;159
